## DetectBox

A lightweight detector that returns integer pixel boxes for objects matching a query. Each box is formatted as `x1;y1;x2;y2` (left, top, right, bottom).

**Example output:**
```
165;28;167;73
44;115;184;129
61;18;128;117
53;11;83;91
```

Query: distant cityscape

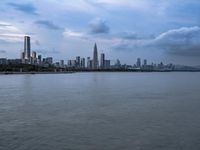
0;36;199;72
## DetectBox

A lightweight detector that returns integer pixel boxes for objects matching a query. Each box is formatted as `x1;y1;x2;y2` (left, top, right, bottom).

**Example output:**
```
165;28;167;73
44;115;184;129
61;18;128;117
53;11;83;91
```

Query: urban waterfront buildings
0;35;179;71
24;36;31;60
93;43;98;69
136;58;141;68
100;53;105;69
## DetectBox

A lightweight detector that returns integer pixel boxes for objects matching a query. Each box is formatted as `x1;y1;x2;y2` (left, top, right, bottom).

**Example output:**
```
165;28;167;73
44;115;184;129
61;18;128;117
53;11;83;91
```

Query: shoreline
0;71;74;75
0;70;200;75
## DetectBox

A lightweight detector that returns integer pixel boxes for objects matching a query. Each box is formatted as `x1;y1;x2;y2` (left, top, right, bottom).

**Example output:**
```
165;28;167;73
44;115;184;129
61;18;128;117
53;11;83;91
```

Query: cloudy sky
0;0;200;65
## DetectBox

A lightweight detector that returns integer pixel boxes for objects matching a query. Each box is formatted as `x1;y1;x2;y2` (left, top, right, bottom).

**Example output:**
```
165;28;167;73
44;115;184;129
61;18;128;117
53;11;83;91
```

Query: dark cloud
113;26;200;56
0;50;6;54
89;18;110;34
152;26;200;56
35;20;62;30
7;2;38;15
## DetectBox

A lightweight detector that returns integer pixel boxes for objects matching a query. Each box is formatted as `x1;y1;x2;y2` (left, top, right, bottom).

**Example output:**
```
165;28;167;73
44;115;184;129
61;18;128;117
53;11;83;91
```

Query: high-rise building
32;51;37;59
38;55;42;65
31;51;37;64
81;58;85;68
45;57;53;65
115;59;121;68
24;36;31;60
21;52;25;60
105;60;111;69
76;56;80;67
143;59;147;66
67;60;72;67
87;57;92;69
100;53;105;69
93;43;98;69
136;58;141;68
60;60;64;67
68;60;76;67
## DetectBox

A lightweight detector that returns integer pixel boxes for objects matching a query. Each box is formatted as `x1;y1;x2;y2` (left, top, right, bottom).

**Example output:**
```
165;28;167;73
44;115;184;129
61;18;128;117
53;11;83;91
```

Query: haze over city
0;0;200;65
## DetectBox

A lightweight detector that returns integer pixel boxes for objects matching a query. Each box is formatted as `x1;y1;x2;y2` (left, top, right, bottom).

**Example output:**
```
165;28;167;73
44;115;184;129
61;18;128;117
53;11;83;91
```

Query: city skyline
0;0;200;65
1;36;181;72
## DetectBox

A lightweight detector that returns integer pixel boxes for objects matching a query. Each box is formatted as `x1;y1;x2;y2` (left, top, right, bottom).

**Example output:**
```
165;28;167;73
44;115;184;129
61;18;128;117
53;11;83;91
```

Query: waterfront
0;72;200;150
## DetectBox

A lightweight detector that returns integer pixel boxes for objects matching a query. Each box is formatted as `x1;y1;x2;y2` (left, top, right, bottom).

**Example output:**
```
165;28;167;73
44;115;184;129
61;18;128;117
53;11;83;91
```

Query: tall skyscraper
80;58;85;68
76;56;80;67
24;36;31;60
93;43;98;69
31;51;37;64
38;55;42;65
60;60;64;67
143;59;147;66
87;57;92;69
100;53;105;69
115;59;121;68
105;60;111;69
137;58;141;68
32;51;37;59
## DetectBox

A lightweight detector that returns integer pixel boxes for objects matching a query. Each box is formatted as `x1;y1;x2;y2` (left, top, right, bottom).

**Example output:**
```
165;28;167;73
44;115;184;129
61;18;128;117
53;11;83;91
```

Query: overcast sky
0;0;200;65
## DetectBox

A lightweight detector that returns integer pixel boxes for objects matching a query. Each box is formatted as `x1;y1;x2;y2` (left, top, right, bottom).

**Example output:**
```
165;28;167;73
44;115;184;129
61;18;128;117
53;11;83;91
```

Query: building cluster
0;36;113;69
21;36;54;66
0;36;54;66
67;43;111;69
0;35;176;71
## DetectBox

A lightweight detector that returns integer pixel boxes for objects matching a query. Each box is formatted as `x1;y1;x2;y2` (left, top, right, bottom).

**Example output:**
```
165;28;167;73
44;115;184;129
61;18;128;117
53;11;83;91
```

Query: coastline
0;70;200;75
0;71;74;75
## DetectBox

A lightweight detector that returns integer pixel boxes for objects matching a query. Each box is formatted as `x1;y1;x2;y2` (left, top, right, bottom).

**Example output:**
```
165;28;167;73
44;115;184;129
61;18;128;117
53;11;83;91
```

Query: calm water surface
0;72;200;150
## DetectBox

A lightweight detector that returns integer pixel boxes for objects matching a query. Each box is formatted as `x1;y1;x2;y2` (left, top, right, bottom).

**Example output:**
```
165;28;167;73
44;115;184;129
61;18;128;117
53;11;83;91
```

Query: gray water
0;72;200;150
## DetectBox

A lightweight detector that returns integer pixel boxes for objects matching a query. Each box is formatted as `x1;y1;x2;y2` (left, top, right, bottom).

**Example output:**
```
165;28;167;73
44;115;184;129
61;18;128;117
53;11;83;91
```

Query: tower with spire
93;43;98;69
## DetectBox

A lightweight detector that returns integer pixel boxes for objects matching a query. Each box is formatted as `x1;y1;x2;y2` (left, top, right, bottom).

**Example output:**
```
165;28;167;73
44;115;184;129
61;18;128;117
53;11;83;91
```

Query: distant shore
0;71;74;75
0;70;200;75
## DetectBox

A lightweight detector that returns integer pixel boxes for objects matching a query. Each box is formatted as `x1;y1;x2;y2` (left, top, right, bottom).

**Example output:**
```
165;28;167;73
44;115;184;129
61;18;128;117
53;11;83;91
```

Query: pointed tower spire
93;43;98;69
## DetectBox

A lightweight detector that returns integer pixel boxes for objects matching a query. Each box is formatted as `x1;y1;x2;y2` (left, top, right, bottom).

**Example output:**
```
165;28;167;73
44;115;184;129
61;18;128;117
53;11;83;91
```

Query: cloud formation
1;0;200;64
153;26;200;56
89;18;110;34
63;29;84;38
0;23;12;27
35;20;62;30
113;26;200;56
0;22;24;42
7;2;37;15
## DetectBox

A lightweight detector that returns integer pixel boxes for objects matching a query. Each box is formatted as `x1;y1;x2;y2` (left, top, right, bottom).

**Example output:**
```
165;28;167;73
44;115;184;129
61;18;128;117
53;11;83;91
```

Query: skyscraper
137;58;141;68
60;60;64;67
105;60;111;69
76;56;80;67
93;43;98;69
81;58;85;68
143;59;147;66
100;53;105;69
32;51;37;59
87;57;92;69
38;55;42;65
24;36;31;60
32;51;37;64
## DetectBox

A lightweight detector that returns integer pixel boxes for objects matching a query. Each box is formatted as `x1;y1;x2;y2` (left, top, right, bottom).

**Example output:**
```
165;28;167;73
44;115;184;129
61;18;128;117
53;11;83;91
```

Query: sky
0;0;200;65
